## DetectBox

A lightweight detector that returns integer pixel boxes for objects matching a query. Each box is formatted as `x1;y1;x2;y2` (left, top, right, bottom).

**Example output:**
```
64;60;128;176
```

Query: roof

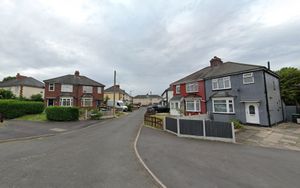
0;77;44;88
44;75;104;87
161;86;173;96
171;62;276;85
170;95;183;101
134;95;162;99
105;85;125;93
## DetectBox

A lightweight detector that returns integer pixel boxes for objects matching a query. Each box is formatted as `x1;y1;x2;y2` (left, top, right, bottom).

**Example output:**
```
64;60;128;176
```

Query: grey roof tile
44;75;104;87
0;77;44;88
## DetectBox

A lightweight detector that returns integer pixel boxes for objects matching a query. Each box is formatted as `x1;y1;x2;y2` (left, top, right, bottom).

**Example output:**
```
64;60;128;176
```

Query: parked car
148;104;170;113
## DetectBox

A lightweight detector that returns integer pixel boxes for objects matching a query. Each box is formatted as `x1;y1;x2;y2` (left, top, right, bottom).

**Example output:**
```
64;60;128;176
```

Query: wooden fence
144;114;163;130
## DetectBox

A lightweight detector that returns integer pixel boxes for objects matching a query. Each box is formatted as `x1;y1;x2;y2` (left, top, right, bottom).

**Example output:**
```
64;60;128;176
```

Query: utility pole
113;70;116;117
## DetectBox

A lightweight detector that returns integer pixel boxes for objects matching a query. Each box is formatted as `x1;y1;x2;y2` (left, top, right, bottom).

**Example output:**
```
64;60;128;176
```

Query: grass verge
16;113;47;122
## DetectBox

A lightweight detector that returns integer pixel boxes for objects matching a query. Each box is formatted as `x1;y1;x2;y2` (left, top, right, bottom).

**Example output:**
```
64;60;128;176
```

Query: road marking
50;128;66;132
134;123;167;188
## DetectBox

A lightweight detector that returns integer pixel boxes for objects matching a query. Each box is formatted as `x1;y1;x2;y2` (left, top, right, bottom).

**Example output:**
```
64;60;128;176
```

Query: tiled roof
44;75;104;87
134;95;162;99
0;77;44;88
171;62;274;85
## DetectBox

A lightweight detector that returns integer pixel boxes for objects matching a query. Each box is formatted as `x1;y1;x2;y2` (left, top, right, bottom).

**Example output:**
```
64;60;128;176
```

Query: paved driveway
0;110;156;188
138;126;300;188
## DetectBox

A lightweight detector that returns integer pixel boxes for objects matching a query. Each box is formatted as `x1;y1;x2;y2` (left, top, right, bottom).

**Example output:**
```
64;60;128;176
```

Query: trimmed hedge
45;106;79;121
0;100;45;119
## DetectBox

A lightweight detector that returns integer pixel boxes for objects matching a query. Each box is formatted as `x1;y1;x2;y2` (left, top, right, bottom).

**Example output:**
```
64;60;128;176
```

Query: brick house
43;71;105;108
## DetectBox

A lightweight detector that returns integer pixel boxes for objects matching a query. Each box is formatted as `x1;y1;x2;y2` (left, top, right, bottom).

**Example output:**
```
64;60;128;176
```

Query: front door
245;103;260;124
48;99;54;106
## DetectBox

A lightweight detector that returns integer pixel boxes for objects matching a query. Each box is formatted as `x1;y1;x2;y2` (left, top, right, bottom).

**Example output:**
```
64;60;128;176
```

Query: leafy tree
104;95;110;105
276;67;300;105
30;94;44;102
0;89;15;99
2;76;16;82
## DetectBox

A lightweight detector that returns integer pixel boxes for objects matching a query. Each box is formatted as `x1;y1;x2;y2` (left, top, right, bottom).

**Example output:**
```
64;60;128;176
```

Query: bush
126;103;133;112
45;106;79;121
30;94;43;102
90;109;103;120
0;100;44;119
0;89;15;99
230;118;243;129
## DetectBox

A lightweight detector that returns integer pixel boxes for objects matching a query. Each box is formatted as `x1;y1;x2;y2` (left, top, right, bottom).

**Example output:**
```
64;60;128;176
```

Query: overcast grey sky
0;0;299;95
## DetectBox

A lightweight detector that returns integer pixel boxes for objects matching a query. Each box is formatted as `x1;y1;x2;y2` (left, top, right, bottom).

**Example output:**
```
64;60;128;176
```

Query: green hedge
45;106;79;121
0;99;45;119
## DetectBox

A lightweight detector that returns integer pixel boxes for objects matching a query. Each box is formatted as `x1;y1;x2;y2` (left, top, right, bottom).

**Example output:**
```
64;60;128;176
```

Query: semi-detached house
170;56;283;127
43;71;105;108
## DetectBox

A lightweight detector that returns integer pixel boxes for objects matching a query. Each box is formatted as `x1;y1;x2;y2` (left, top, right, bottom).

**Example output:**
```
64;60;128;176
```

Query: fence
144;114;164;130
164;117;235;143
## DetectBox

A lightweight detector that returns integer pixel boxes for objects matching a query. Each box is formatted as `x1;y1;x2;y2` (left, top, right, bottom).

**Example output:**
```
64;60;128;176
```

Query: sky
0;0;299;96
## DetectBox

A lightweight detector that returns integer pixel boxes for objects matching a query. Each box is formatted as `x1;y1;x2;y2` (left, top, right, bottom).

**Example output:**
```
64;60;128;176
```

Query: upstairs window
175;85;180;94
61;84;73;92
186;82;199;93
243;73;254;84
212;77;231;90
49;83;55;91
83;86;93;93
97;87;102;94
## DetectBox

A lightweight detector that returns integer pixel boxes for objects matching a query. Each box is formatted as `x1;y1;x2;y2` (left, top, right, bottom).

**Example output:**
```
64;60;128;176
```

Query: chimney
75;71;80;77
267;61;270;70
115;85;120;89
210;56;223;67
16;73;27;80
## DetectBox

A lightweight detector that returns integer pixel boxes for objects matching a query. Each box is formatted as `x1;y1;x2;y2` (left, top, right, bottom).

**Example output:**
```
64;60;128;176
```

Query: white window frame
49;83;55;91
212;77;231;90
170;101;180;109
82;98;93;107
60;97;73;107
175;85;180;94
97;87;102;94
243;73;254;84
185;99;201;112
212;97;234;114
186;82;199;93
61;84;73;92
83;86;93;93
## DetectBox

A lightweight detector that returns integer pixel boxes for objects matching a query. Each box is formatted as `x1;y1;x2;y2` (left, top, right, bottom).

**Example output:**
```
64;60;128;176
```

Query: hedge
0;99;45;119
45;106;79;121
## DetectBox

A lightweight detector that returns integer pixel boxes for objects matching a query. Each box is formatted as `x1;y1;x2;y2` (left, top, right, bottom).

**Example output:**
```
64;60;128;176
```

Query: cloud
0;0;299;96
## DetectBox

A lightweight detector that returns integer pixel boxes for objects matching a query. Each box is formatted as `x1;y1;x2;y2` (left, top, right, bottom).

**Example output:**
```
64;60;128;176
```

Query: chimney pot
210;56;223;67
75;71;80;76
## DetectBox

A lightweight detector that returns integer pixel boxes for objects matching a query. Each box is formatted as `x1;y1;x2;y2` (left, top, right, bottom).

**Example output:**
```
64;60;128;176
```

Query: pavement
137;126;300;188
0;109;156;188
0;119;99;142
236;122;300;151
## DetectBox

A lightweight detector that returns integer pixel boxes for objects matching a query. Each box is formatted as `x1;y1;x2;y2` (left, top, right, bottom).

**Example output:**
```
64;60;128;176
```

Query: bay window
185;99;200;112
82;98;93;107
212;98;234;113
60;97;73;107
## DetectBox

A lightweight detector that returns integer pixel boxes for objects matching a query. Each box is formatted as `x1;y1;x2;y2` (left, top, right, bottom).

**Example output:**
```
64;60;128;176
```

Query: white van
107;100;128;111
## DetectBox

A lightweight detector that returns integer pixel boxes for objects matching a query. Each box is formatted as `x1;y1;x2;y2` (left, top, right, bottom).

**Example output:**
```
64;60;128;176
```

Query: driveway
236;123;300;151
0;109;156;188
138;126;300;188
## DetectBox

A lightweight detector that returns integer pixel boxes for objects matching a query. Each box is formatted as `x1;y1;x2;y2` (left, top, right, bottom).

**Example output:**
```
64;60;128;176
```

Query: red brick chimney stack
210;56;223;67
75;71;80;77
16;73;27;80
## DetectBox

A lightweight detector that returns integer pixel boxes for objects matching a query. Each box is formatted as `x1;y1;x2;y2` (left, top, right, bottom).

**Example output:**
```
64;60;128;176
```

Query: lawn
16;113;47;122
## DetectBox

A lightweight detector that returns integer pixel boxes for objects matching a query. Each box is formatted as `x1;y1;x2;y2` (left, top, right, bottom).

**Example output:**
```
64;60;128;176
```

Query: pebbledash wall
205;70;269;126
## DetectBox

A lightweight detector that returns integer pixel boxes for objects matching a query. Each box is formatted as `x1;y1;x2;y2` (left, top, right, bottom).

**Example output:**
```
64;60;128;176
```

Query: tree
2;76;16;82
30;94;43;102
0;89;15;99
276;67;300;105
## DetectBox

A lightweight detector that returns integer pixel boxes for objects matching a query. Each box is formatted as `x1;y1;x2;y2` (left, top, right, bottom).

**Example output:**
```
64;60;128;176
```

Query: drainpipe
263;71;271;127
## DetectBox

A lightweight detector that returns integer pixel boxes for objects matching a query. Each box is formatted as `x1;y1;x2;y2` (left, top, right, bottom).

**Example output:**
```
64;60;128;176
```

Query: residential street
138;126;300;188
0;110;156;188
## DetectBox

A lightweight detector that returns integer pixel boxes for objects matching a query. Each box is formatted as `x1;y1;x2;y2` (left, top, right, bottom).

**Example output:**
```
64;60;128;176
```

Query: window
243;73;254;84
82;98;93;107
97;87;102;94
60;97;73;107
176;85;180;94
249;105;255;114
83;86;93;93
212;77;231;90
171;101;180;109
185;99;200;112
61;84;73;92
49;83;55;91
212;98;234;113
186;82;198;93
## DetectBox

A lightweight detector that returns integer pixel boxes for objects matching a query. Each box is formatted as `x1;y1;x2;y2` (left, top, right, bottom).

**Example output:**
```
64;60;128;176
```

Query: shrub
230;118;243;129
0;100;44;119
45;106;79;121
0;89;15;99
30;94;43;102
126;103;133;112
90;109;103;120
